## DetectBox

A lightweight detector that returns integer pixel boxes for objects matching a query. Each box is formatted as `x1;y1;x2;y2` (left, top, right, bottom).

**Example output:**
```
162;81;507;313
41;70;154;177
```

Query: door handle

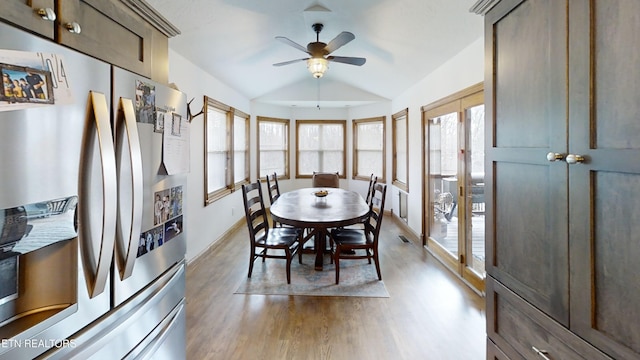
115;98;144;280
565;154;585;164
37;8;56;22
65;21;82;34
79;91;116;298
546;152;564;162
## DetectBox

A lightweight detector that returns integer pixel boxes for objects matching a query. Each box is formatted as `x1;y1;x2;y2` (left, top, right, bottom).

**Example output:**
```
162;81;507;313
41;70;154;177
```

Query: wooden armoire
472;0;640;359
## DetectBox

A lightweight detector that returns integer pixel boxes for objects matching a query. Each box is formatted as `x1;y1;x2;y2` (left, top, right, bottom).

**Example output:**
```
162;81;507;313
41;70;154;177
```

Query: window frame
232;109;250;188
392;108;409;191
203;96;249;205
352;116;386;182
295;119;347;179
257;116;290;180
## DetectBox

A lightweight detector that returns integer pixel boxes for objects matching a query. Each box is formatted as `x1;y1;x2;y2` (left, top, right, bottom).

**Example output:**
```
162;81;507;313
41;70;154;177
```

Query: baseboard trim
387;210;422;246
187;218;245;267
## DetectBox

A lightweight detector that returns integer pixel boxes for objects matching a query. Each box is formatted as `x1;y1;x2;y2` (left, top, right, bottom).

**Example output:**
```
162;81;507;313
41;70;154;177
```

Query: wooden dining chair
265;172;281;204
330;182;387;284
312;171;340;188
266;172;285;228
241;180;302;284
341;174;377;232
365;174;378;206
308;171;340;257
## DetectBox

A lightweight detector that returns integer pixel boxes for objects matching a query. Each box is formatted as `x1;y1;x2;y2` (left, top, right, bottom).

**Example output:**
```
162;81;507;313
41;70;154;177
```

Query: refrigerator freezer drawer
40;261;186;359
126;300;185;360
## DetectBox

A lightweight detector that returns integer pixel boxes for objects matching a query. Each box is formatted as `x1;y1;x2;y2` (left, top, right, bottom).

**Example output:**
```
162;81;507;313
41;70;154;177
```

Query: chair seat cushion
330;228;373;246
257;227;301;247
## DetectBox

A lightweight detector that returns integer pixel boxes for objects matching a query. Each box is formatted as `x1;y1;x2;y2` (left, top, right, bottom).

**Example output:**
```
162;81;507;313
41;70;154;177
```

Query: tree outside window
257;117;290;179
296;120;346;177
353;116;385;182
204;96;249;205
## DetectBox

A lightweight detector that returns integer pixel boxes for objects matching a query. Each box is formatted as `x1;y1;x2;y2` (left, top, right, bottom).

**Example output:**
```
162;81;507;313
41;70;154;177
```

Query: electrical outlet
231;207;234;216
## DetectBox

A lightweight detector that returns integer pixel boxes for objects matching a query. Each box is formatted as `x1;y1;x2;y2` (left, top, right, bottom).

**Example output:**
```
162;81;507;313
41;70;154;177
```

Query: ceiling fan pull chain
317;78;321;110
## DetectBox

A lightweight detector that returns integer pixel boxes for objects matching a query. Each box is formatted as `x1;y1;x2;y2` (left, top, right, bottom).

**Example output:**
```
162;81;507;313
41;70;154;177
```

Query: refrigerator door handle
115;97;144;279
78;91;117;298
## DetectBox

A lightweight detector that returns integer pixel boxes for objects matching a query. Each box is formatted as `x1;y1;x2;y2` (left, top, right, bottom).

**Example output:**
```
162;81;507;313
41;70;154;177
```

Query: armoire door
485;0;570;324
568;1;640;358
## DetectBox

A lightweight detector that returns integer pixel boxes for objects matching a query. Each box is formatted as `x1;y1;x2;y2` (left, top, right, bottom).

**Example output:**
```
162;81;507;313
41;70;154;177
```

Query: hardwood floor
186;215;486;359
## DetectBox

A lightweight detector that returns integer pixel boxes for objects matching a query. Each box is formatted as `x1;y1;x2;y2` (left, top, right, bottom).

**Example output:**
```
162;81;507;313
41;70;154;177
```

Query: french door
423;84;485;292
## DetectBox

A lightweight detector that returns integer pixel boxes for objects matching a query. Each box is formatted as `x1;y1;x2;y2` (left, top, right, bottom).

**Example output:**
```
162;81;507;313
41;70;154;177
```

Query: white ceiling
145;0;483;108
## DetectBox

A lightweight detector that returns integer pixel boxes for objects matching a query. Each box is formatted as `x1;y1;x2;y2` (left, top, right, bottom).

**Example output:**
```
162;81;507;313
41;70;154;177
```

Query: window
204;96;249;205
296;120;346;177
353;116;385;182
257;117;290;179
233;110;250;186
392;109;408;191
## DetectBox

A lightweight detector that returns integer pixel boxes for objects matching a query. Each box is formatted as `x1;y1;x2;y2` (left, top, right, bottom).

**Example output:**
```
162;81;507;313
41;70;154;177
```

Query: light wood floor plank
186;215;486;359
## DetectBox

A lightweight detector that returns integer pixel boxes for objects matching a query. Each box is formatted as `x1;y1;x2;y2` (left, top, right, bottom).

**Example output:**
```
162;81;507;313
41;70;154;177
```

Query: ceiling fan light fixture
307;57;328;78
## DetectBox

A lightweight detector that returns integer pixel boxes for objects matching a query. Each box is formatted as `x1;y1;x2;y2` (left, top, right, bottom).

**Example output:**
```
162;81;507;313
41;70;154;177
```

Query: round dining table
269;188;370;270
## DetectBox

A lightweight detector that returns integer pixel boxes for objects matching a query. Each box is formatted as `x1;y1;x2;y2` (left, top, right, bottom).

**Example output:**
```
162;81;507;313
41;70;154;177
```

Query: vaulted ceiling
145;0;483;107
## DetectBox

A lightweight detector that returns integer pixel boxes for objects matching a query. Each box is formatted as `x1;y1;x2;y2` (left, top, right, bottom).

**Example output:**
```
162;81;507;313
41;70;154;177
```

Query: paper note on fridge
161;112;190;175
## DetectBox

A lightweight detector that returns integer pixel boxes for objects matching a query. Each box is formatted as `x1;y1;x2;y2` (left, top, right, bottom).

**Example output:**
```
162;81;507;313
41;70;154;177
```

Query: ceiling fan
273;23;366;78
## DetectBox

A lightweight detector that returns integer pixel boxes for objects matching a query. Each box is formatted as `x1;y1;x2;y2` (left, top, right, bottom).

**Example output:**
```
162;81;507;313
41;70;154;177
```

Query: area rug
234;256;390;298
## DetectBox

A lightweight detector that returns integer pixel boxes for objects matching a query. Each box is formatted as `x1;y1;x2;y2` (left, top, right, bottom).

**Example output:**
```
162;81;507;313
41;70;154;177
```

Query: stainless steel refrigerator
0;22;186;359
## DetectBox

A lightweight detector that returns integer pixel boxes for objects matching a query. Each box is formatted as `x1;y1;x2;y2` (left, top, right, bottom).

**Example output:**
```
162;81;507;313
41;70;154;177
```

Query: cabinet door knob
65;22;82;34
531;346;552;360
37;8;56;22
565;154;585;164
546;152;564;162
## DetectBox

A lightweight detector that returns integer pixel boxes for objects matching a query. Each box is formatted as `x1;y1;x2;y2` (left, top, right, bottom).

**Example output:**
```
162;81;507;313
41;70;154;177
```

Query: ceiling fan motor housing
273;22;365;74
308;42;328;56
308;23;328;56
312;23;324;34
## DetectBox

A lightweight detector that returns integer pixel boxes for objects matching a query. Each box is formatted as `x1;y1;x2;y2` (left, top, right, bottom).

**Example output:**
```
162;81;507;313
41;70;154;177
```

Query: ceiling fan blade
275;36;311;55
327;56;366;66
324;31;355;54
273;58;309;67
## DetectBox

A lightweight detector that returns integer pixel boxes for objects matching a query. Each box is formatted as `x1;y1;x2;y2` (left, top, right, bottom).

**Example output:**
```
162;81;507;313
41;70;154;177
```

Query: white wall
167;49;251;261
390;37;484;238
167;36;483;262
345;102;393;200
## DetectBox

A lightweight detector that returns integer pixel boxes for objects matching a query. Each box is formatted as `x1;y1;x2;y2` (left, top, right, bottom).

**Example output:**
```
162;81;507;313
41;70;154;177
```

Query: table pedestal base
314;228;328;271
301;228;331;271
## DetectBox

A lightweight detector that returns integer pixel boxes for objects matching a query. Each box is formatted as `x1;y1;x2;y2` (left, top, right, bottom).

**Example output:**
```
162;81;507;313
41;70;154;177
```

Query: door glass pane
466;105;485;276
428;112;459;259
